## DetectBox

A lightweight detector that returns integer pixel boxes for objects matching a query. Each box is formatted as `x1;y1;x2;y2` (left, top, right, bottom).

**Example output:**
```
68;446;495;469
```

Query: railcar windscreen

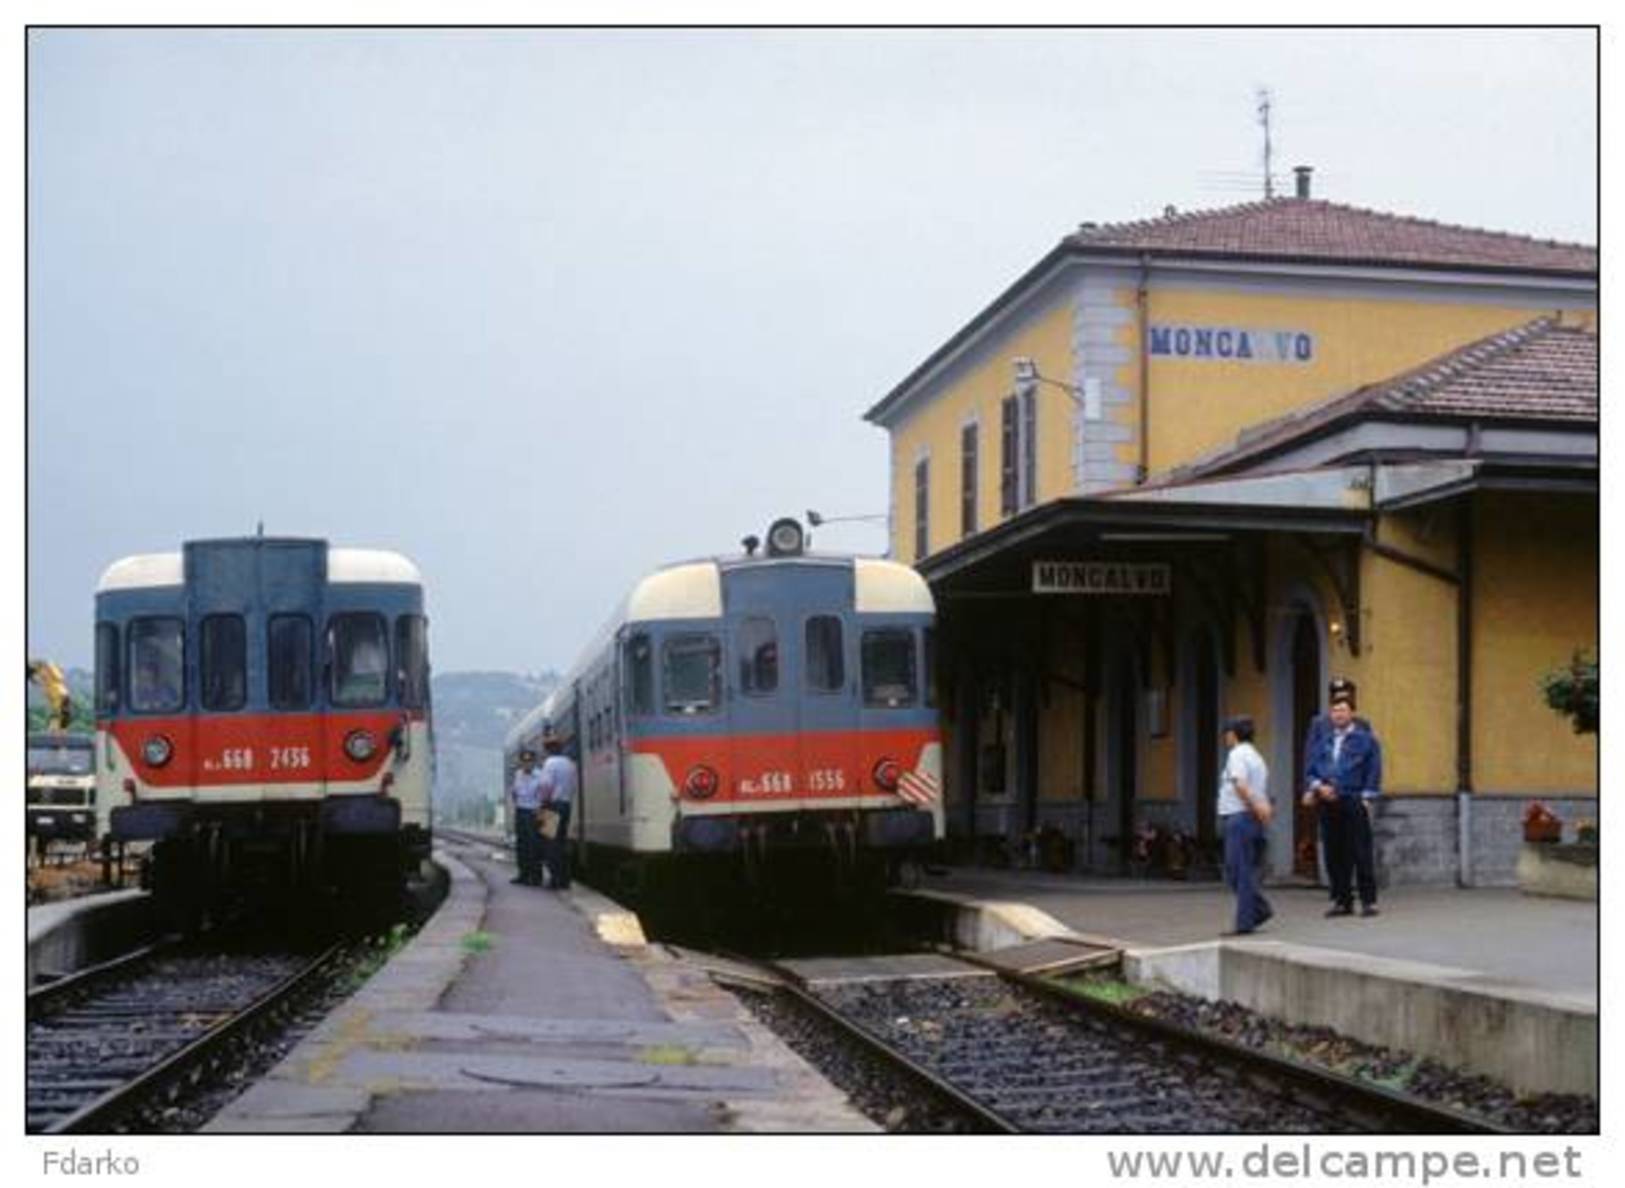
737;616;779;695
95;622;120;715
128;616;186;714
804;616;845;692
624;633;654;715
268;615;314;710
396;614;430;708
200;614;248;711
662;633;720;714
861;629;917;708
330;613;390;708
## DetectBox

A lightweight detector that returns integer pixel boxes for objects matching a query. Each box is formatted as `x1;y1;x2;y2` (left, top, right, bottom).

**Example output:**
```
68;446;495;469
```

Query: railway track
27;940;342;1134
723;951;1505;1134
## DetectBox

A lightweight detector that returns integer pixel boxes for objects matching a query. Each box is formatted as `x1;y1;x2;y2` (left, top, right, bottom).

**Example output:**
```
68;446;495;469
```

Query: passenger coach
505;518;943;889
94;536;433;923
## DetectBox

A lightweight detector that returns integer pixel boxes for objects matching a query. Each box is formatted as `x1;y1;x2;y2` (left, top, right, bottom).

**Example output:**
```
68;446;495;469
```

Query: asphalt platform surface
919;866;1598;1003
206;840;870;1133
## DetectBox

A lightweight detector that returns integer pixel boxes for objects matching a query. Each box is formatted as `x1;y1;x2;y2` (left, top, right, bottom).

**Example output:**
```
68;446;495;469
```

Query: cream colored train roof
96;547;422;592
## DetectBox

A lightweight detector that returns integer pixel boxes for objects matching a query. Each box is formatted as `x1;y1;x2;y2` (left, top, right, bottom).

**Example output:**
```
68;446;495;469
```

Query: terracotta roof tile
1066;199;1596;274
1168;318;1597;481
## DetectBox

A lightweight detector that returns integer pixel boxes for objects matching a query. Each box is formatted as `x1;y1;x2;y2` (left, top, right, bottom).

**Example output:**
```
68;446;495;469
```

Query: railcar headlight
684;765;719;799
765;517;805;557
142;735;173;767
344;729;378;762
872;758;902;792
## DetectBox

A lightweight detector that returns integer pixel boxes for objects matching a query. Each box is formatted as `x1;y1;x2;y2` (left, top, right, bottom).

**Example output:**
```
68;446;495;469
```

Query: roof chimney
1293;165;1313;200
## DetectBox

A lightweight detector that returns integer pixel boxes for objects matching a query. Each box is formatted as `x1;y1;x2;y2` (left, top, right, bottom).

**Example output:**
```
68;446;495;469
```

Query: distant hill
430;669;560;825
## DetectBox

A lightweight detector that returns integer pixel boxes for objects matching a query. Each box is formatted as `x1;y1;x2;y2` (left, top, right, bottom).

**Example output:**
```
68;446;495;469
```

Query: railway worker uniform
1218;715;1273;936
538;739;578;891
1303;685;1383;918
510;753;546;886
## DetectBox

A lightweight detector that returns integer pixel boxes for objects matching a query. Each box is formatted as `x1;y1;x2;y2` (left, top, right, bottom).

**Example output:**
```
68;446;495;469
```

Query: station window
737;616;779;695
961;422;978;537
127;616;185;714
268;615;313;711
804;616;845;692
396;614;430;709
329;612;389;708
624;633;654;716
662;633;720;715
95;622;120;715
200;614;247;712
861;628;917;708
914;456;930;561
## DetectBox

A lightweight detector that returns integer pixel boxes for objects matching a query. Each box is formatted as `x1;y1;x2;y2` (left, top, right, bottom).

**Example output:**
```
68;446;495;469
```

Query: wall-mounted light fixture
1012;357;1102;421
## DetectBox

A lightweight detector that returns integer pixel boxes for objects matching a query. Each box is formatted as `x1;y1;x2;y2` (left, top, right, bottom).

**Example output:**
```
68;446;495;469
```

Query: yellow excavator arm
27;660;74;732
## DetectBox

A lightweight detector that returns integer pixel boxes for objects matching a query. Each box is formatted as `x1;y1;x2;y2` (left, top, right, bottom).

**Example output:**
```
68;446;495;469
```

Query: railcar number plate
739;771;793;795
269;746;313;770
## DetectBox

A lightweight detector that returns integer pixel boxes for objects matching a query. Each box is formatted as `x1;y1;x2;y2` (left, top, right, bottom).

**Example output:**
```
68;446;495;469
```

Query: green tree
1541;651;1598;735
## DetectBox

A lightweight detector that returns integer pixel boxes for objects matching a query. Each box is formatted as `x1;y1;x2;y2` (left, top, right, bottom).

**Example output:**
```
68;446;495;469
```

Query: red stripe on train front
105;711;421;788
630;727;939;804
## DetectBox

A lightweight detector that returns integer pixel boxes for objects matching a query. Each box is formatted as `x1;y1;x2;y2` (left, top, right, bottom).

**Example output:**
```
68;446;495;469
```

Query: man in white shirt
509;749;545;886
1218;714;1273;936
538;734;579;890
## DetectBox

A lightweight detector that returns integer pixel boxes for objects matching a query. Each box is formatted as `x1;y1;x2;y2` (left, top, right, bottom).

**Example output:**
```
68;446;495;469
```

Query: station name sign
1033;561;1171;596
1149;323;1314;364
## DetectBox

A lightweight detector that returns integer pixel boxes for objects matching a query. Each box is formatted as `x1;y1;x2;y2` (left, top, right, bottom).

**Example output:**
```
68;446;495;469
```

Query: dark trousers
514;807;543;883
1321;798;1377;908
1222;812;1272;932
542;801;572;889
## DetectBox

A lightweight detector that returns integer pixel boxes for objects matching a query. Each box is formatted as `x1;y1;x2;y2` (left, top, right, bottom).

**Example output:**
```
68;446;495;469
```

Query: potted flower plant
1523;801;1562;844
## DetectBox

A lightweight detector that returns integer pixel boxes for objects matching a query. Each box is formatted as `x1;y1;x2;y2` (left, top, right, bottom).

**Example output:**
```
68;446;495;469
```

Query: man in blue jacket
1302;680;1383;917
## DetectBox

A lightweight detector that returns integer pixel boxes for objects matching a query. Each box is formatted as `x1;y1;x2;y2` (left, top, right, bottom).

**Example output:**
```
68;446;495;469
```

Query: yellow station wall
1470;492;1598;794
889;300;1074;561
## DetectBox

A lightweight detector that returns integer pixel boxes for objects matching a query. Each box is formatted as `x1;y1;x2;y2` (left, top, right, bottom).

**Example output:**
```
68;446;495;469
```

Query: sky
25;27;1598;675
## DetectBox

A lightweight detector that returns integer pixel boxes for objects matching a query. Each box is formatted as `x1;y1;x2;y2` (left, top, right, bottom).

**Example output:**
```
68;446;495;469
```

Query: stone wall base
944;793;1598;886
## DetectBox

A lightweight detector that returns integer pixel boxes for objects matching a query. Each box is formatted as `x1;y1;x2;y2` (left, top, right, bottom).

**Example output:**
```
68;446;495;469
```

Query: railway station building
864;173;1597;886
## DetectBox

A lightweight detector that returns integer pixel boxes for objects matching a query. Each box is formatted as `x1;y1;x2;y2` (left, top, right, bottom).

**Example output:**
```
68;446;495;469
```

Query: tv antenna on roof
1256;87;1275;200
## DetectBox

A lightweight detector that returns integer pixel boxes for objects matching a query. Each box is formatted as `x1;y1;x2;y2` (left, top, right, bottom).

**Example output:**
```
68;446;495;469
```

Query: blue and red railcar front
94;537;432;924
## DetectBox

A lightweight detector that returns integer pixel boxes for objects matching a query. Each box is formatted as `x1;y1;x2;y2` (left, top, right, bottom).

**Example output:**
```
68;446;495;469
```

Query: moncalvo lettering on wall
1148;323;1314;364
1032;561;1171;595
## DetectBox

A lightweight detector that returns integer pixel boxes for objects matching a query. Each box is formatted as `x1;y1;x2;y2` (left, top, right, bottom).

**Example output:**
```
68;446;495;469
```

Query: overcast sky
25;27;1597;675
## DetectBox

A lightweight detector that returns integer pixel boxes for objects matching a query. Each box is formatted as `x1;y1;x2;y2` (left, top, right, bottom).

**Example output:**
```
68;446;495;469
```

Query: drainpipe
1456;497;1475;887
1136;253;1151;484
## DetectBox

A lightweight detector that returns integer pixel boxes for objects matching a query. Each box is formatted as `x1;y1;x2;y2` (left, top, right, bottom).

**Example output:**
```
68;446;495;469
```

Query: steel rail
747;957;1019;1134
28;940;174;1010
38;942;344;1135
976;959;1507;1135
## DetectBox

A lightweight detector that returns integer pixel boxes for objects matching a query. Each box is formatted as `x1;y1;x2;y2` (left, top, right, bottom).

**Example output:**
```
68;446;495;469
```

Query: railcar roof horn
764;517;806;558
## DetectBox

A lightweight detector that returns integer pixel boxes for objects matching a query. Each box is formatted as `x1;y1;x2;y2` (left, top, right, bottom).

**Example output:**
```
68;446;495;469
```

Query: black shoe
1257;906;1274;926
1360;905;1380;917
509;876;528;884
1325;905;1353;917
1221;927;1255;937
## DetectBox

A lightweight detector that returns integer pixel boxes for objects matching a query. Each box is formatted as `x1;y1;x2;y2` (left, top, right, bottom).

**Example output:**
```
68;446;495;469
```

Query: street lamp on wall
1013;357;1103;421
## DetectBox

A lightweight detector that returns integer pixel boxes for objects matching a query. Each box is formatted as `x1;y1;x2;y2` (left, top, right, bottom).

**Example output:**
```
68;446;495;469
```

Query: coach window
128;616;185;714
268;615;313;711
396;615;430;709
804;616;845;693
861;629;917;708
329;613;389;708
200;614;248;712
624;633;654;716
737;616;778;695
95;623;121;715
663;633;720;715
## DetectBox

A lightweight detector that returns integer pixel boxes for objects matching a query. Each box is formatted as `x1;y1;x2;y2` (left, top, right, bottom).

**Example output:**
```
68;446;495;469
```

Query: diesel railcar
93;536;433;925
504;518;942;891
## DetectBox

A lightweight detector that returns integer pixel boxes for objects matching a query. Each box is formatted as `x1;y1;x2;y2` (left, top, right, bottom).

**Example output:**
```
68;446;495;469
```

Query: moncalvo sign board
1033;561;1171;595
